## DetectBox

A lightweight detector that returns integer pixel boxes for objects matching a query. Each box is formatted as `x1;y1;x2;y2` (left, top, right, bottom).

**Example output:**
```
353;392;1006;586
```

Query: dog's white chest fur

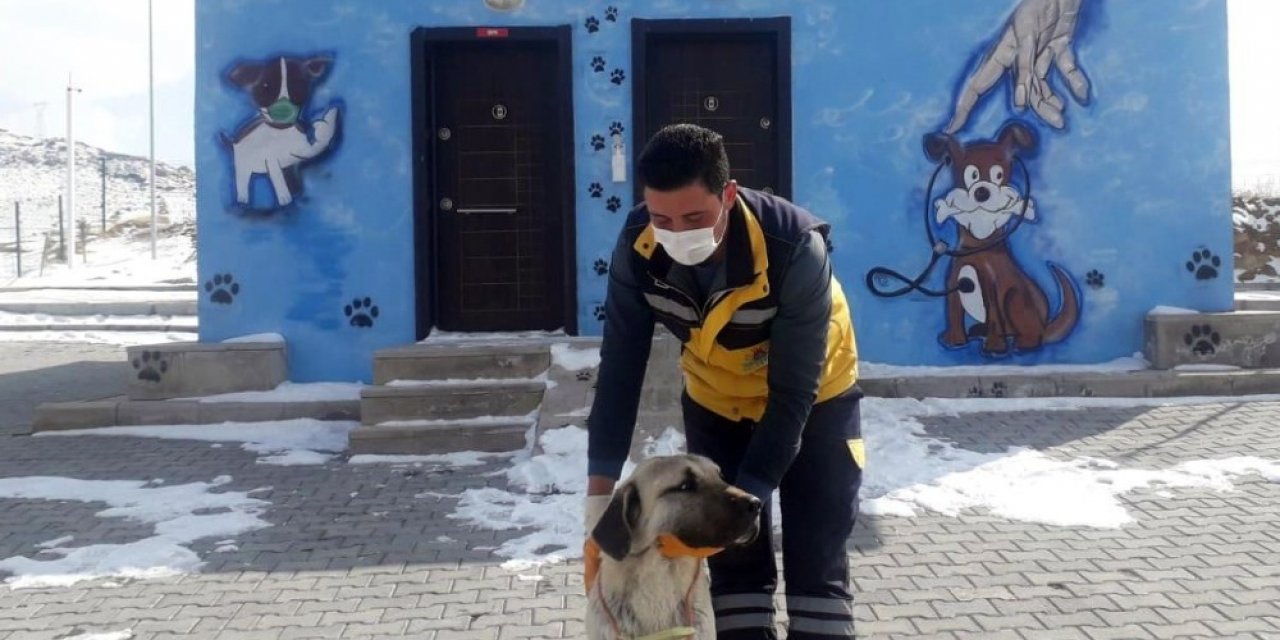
588;553;715;640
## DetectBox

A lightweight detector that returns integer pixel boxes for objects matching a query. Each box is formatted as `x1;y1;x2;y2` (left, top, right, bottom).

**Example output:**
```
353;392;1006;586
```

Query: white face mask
654;202;728;266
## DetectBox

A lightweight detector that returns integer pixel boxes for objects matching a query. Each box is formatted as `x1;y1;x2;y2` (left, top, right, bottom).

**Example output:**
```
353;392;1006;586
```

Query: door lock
439;197;454;211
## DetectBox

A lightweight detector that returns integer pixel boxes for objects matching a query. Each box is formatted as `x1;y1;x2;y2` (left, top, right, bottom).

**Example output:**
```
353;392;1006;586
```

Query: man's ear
591;484;640;561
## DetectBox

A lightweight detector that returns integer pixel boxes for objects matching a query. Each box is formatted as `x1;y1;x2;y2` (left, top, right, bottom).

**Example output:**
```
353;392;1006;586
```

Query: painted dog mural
221;55;341;210
925;121;1080;355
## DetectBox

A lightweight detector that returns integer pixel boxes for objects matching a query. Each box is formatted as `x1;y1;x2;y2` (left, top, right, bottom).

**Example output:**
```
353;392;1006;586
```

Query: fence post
13;202;20;278
100;156;107;233
57;195;65;261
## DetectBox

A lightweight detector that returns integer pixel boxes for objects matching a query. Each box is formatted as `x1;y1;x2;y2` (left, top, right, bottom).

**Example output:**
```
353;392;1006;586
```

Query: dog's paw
205;273;240;305
1184;324;1221;357
345;297;380;328
1185;249;1221;280
132;350;169;383
1085;269;1105;289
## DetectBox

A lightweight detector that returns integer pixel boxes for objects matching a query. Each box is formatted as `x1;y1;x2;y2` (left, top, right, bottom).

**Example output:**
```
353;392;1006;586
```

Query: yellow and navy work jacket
587;187;860;495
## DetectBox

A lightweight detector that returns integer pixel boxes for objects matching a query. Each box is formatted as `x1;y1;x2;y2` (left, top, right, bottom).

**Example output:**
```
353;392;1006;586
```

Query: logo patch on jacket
744;345;769;371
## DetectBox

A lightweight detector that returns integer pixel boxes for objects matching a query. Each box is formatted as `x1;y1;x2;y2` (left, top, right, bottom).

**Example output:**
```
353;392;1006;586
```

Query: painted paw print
989;381;1006;398
589;182;603;198
1184;324;1221;357
594;305;606;322
593;258;609;275
584;15;599;33
345;297;380;328
132;350;168;383
576;370;593;382
1085;269;1105;289
1186;249;1221;280
591;134;606;151
606;196;622;213
609;121;625;137
966;385;984;399
591;56;606;73
610;69;626;85
205;273;240;305
605;6;618;21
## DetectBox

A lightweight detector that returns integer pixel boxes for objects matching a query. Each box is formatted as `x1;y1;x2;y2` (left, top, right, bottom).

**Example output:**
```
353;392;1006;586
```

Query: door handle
456;208;517;214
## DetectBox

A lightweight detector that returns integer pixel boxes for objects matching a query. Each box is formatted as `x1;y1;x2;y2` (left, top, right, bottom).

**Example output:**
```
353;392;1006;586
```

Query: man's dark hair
636;123;730;194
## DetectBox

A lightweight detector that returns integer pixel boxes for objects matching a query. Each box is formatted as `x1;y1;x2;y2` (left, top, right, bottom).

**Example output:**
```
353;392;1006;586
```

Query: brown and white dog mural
923;121;1081;356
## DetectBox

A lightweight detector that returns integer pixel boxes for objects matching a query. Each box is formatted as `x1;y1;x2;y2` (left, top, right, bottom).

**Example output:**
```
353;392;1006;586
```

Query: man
584;123;865;640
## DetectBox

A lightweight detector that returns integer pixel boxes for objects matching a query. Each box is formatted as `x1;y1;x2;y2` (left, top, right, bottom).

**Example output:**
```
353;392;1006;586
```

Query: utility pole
66;74;82;268
148;0;157;259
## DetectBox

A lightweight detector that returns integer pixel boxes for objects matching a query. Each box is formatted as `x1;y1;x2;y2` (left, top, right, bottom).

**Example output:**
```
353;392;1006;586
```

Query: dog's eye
964;165;980;188
990;166;1004;184
676;479;696;492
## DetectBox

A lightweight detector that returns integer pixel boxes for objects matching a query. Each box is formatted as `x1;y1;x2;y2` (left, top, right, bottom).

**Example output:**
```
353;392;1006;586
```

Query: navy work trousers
682;386;864;640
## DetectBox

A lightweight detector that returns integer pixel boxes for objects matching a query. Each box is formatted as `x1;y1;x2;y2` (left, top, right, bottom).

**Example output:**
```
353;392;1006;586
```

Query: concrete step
0;321;197;333
1235;290;1280;311
0;284;197;293
0;301;197;316
359;379;545;425
127;341;287;400
33;397;360;431
1144;309;1280;369
349;416;533;454
860;368;1280;399
373;342;550;383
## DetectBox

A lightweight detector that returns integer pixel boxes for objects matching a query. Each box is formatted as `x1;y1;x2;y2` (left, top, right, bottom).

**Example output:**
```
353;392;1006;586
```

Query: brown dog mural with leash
927;121;1081;355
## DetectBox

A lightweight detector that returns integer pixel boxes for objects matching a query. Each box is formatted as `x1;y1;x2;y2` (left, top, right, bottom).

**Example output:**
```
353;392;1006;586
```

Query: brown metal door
431;41;565;332
641;31;784;197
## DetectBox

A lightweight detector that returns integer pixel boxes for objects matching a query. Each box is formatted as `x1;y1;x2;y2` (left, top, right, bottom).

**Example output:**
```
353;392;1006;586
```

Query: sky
0;0;1275;184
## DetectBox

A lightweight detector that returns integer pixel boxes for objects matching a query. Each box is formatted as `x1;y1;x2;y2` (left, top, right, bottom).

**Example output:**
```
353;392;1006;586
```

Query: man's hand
583;492;612;591
947;0;1090;134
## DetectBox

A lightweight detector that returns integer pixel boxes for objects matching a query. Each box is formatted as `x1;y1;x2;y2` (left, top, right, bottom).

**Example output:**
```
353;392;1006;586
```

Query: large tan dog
587;454;762;640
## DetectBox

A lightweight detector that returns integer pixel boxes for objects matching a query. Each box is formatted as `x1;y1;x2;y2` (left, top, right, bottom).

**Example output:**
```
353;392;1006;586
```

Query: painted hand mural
945;0;1090;134
925;122;1080;355
220;55;341;210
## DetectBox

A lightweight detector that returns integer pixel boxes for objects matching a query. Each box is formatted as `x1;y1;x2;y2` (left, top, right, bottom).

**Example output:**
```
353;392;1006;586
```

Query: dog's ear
997;121;1037;154
923;132;959;165
226;61;264;88
303;56;333;79
591;484;640;561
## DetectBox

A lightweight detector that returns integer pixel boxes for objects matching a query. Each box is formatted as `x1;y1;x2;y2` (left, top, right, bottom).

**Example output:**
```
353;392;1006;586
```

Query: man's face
644;180;737;236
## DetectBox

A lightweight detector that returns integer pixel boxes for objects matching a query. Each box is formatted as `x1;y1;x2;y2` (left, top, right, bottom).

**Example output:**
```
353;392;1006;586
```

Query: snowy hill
0;128;195;283
1234;195;1280;283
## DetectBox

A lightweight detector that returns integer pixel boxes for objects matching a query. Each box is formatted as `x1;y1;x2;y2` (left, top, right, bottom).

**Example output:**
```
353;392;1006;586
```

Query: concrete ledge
861;368;1280;399
1144;310;1280;369
349;420;531;454
32;397;362;432
126;341;287;401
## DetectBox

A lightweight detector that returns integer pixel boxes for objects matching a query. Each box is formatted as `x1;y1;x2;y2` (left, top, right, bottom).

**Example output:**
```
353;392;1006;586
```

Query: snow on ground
446;394;1280;570
36;420;358;466
550;343;601;371
2;233;195;289
419;329;567;344
222;333;285;344
58;629;134;640
173;382;364;403
0;329;193;346
0;475;269;589
0;311;197;328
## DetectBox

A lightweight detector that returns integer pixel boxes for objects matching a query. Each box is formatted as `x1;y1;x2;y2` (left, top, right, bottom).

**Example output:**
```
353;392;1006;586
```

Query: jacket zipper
652;277;704;323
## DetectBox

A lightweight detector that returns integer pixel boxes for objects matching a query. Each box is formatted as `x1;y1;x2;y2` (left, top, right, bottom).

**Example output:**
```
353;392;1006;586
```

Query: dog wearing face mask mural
585;123;866;640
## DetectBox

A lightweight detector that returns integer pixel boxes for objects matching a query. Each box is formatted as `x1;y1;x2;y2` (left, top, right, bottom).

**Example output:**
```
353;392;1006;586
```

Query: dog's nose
738;494;762;516
974;186;990;202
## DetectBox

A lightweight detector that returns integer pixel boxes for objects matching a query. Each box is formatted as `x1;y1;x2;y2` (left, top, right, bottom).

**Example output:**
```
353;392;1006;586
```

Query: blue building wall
195;0;1232;382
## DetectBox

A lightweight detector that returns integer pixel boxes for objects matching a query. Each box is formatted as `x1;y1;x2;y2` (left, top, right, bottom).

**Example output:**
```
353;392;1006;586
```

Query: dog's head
226;56;332;126
924;121;1036;214
591;454;762;562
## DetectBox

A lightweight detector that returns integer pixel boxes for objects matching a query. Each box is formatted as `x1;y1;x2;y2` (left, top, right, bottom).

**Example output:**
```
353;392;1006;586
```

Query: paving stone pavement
0;396;1278;638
